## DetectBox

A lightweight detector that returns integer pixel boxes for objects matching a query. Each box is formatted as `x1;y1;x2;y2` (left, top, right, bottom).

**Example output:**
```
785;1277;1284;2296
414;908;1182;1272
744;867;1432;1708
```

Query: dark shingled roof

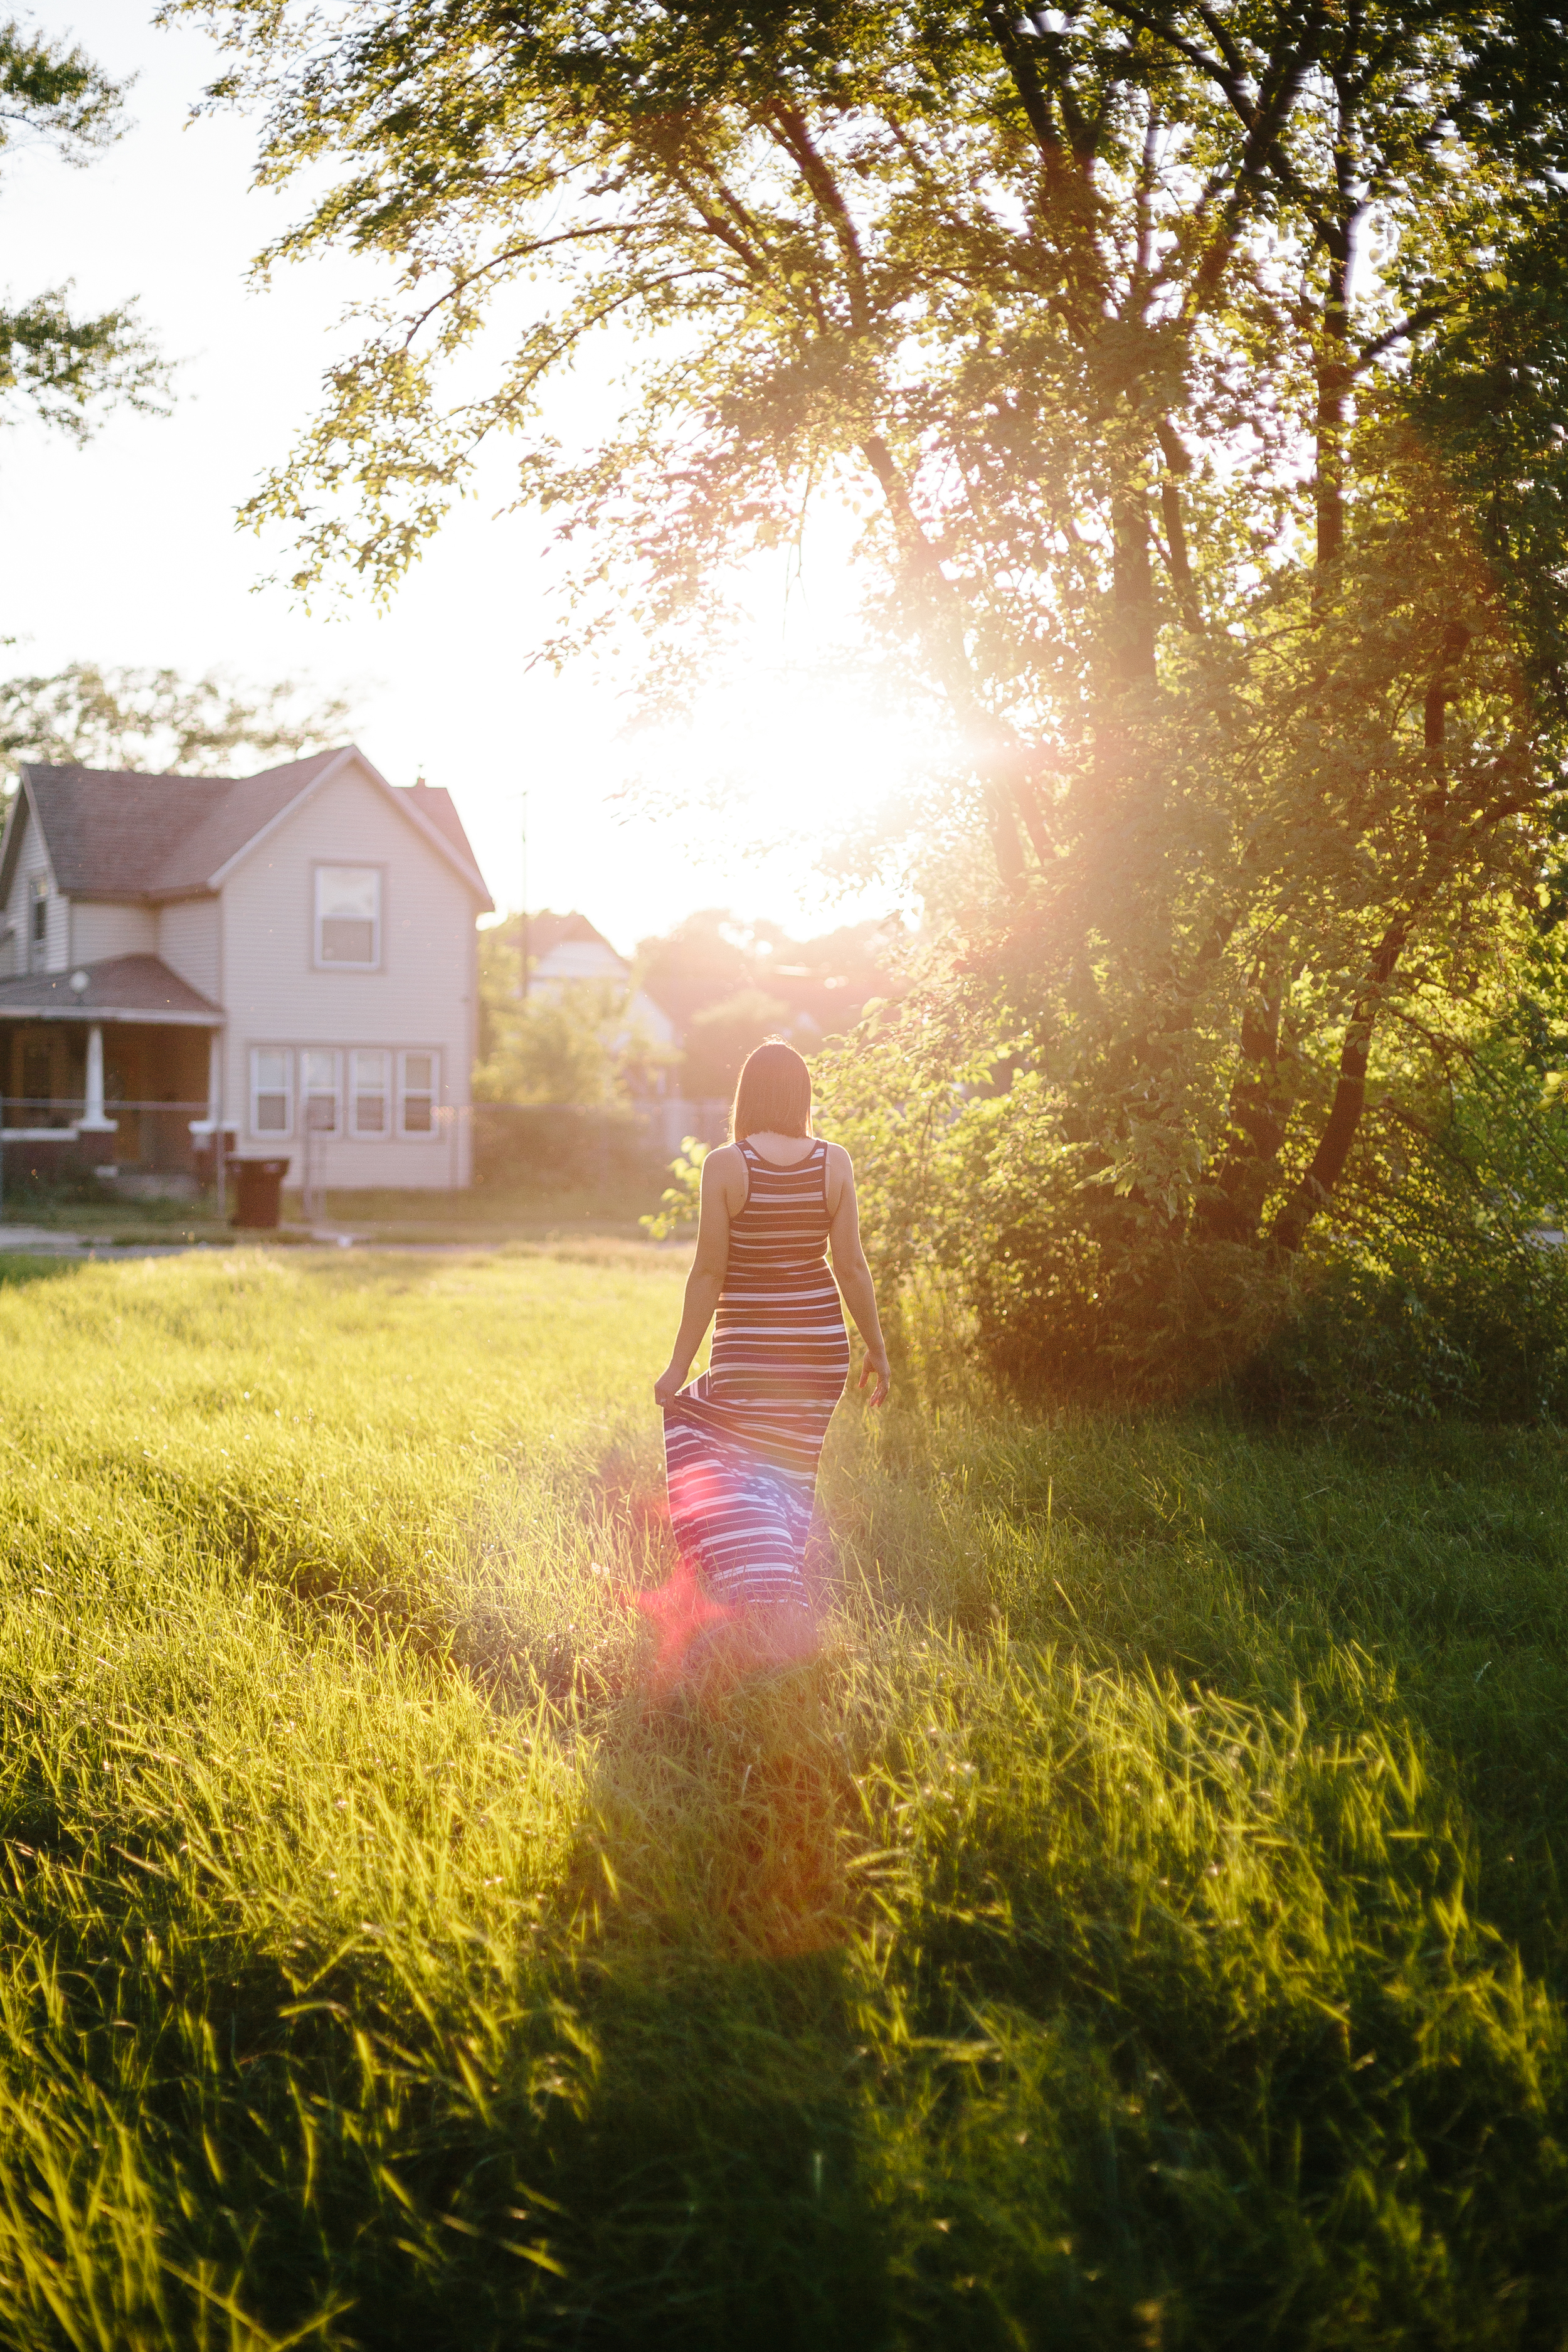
6;748;489;904
15;753;340;901
397;780;478;869
0;954;223;1024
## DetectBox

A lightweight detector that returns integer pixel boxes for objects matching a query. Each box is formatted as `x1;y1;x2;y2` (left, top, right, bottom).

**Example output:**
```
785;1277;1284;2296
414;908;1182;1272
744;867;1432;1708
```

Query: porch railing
0;1100;214;1168
0;1096;82;1133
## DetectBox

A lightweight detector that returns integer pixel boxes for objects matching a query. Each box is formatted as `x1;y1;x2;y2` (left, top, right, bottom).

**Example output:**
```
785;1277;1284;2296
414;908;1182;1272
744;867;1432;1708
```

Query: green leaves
169;0;1568;1370
0;19;125;157
0;663;357;780
0;25;167;440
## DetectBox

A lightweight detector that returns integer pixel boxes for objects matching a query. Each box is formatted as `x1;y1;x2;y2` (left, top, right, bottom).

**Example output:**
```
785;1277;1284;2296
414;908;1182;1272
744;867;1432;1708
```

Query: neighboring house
526;909;679;1078
0;745;492;1189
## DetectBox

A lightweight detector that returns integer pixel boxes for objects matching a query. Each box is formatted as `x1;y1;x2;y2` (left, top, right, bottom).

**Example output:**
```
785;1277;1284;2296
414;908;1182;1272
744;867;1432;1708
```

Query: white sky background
0;3;918;955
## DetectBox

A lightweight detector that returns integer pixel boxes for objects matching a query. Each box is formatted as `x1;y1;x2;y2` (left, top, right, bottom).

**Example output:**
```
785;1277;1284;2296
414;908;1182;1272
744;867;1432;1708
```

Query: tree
633;911;753;1036
633;908;905;1042
473;926;675;1103
0;662;357;780
682;988;795;1099
1;22;166;438
473;980;625;1106
166;0;1568;1374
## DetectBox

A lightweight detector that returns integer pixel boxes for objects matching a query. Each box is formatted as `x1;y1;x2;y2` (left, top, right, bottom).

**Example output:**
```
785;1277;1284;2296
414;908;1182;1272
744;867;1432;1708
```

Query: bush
815;986;1568;1422
471;1103;665;1192
1240;1245;1568;1426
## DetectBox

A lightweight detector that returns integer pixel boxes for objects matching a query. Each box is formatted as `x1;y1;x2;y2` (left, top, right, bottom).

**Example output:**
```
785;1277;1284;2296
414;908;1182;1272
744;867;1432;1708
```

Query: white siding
2;802;64;974
217;758;480;1189
536;940;628;983
159;898;221;1005
0;823;18;975
44;888;68;972
72;903;158;963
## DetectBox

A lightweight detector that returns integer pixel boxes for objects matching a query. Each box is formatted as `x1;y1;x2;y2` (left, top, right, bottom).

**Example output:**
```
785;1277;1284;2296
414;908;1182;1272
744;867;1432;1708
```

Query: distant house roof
526;909;625;968
0;953;223;1025
0;746;492;909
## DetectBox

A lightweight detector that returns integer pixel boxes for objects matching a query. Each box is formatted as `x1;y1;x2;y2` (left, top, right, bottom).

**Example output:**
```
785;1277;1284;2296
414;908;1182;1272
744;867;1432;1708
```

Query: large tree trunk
1111;485;1157;682
1271;628;1466;1253
1193;964;1291;1244
861;430;1031;886
1314;236;1352;575
1269;919;1406;1254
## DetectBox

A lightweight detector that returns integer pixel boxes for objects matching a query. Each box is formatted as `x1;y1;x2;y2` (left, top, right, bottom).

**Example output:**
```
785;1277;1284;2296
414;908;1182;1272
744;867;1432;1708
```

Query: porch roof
0;955;222;1027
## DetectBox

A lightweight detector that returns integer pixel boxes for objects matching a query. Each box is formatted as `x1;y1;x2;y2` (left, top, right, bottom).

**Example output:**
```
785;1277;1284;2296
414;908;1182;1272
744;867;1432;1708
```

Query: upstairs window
314;866;381;968
398;1051;438;1136
350;1049;388;1136
251;1048;292;1137
28;877;47;972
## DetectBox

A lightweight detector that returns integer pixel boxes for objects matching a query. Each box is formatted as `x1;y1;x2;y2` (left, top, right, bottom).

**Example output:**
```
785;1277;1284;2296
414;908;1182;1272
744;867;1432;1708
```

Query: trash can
231;1157;289;1229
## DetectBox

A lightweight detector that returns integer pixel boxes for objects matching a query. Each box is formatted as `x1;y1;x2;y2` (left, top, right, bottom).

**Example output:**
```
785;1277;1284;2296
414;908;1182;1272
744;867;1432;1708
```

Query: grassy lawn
0;1181;663;1250
0;1248;1564;2348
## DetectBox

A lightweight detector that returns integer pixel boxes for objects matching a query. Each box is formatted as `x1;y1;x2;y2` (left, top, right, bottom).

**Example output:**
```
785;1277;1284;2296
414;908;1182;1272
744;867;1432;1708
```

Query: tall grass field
0;1242;1564;2348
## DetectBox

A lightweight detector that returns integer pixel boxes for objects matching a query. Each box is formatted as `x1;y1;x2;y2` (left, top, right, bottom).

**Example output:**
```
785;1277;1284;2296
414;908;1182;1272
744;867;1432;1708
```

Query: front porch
0;955;222;1194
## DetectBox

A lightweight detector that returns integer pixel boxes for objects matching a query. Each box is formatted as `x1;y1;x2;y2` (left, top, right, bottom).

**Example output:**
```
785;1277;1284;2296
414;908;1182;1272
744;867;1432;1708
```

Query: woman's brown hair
731;1038;812;1141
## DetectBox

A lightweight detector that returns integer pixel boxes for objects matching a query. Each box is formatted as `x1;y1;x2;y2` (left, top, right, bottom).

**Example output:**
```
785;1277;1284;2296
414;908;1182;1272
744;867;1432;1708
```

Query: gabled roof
400;780;475;865
526;909;627;967
0;953;222;1025
0;746;492;909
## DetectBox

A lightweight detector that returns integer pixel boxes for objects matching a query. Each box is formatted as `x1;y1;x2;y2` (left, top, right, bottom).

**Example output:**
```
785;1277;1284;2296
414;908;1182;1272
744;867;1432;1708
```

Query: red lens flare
628;1555;734;1688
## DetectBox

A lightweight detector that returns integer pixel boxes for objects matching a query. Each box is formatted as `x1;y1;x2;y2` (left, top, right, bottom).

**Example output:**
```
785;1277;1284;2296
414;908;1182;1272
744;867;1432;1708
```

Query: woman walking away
654;1040;891;1666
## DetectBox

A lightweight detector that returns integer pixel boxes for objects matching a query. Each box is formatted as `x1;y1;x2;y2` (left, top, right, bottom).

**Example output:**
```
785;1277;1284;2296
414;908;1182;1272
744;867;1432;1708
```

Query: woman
653;1039;891;1654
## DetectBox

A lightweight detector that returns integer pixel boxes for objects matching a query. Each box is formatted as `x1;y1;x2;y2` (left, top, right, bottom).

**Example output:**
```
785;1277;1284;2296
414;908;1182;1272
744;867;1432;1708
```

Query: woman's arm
826;1148;891;1407
653;1147;739;1407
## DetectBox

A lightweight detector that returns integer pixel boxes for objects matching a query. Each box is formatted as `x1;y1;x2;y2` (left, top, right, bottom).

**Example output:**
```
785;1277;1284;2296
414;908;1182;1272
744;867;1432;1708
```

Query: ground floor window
398;1051;439;1136
300;1048;341;1136
250;1047;293;1137
351;1049;388;1136
248;1045;442;1140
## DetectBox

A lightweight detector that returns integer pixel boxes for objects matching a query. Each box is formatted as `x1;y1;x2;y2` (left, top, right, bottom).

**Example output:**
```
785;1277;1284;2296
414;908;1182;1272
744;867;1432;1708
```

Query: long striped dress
662;1137;850;1607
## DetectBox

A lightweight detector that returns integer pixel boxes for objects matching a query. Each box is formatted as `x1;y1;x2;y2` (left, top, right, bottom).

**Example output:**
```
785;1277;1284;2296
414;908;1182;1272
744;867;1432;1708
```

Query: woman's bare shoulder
701;1141;746;1179
823;1140;854;1172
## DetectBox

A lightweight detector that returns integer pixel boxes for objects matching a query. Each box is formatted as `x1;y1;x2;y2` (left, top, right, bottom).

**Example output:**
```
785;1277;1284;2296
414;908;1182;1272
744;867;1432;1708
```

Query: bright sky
1;4;915;953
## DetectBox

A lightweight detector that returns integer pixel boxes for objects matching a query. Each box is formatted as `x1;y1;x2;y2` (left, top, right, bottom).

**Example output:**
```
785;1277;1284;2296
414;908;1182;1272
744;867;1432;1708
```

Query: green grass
0;1249;1564;2348
0;1180;665;1249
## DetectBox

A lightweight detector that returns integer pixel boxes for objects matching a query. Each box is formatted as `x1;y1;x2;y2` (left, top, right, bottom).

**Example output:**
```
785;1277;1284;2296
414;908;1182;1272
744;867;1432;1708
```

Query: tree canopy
1;21;166;438
169;0;1568;1381
0;662;356;779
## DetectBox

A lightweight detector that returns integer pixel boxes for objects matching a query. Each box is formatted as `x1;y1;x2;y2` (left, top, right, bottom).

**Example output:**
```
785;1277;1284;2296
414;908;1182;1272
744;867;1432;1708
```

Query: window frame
299;1047;342;1138
349;1047;391;1140
312;863;384;973
249;1046;294;1140
397;1049;440;1139
27;876;48;972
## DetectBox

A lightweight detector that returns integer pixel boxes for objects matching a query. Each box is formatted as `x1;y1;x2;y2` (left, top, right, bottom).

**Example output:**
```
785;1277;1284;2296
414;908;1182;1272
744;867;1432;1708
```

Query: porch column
208;1028;227;1216
78;1022;117;1133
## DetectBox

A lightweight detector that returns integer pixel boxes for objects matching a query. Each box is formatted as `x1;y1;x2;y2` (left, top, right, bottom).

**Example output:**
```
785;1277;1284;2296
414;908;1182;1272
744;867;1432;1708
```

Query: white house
526;909;679;1070
0;744;492;1190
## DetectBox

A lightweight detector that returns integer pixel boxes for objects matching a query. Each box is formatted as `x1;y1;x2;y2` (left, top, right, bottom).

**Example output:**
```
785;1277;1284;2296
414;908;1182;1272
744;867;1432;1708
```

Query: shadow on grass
845;1399;1568;1979
0;1256;91;1293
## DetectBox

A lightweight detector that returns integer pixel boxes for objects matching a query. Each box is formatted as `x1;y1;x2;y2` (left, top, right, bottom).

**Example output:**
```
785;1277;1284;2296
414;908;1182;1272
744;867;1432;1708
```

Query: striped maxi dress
662;1137;850;1608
